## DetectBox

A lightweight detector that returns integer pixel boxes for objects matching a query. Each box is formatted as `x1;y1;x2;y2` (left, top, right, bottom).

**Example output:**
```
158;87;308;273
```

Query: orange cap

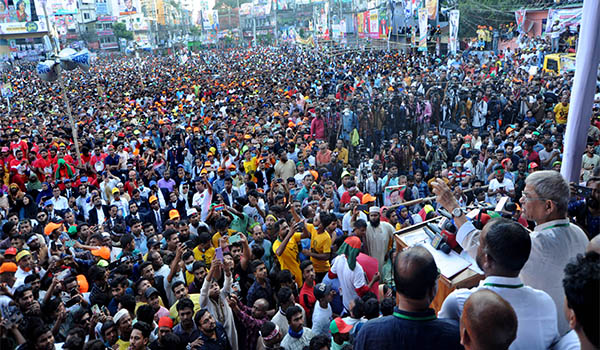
91;246;111;260
169;209;180;220
149;195;158;203
0;262;17;274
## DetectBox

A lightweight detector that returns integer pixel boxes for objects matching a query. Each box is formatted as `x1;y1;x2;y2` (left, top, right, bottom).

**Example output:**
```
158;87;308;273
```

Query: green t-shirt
230;212;251;235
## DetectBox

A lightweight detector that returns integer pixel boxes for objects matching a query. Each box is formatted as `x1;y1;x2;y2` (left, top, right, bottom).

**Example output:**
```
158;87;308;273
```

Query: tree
113;22;133;40
441;0;528;37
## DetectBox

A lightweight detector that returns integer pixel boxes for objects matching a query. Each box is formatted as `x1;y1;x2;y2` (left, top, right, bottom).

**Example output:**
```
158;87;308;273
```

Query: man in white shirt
439;218;559;350
433;170;589;335
487;167;515;205
364;206;395;275
50;186;69;212
192;176;212;221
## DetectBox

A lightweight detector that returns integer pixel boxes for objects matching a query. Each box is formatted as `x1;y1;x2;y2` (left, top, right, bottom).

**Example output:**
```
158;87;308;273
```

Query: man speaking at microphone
432;170;588;335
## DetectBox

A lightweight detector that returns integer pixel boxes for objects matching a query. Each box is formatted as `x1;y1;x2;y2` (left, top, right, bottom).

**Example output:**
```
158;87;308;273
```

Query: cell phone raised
215;247;224;262
573;185;593;198
228;233;242;245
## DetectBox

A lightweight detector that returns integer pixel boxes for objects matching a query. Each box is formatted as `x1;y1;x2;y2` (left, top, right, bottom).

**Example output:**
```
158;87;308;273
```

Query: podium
394;218;484;312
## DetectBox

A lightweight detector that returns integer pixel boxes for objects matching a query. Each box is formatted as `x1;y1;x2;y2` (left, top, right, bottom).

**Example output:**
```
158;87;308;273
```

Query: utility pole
253;16;256;47
236;0;241;44
274;2;278;46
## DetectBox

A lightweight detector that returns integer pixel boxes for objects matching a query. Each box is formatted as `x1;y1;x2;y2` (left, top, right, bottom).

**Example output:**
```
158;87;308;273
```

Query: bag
351;128;360;147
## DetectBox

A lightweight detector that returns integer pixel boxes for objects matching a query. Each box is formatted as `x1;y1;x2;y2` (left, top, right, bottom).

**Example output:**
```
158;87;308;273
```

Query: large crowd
0;34;599;350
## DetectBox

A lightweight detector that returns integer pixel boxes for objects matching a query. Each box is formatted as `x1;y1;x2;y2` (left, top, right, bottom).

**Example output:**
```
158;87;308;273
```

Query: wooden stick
387;185;489;210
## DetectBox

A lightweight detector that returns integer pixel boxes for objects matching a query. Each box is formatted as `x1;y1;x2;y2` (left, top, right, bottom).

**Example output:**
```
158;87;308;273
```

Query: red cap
5;247;17;256
158;316;173;329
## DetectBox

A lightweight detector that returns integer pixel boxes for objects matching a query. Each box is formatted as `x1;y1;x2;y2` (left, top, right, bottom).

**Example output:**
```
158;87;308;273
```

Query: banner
277;0;294;10
202;10;219;31
357;12;365;38
239;3;252;15
11;0;32;22
425;0;436;21
369;10;379;38
418;7;427;51
384;185;408;206
515;9;525;33
545;7;582;34
448;9;459;54
119;0;139;15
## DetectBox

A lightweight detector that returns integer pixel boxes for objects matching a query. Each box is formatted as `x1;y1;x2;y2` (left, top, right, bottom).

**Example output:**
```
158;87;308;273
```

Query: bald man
354;246;462;350
460;289;518;350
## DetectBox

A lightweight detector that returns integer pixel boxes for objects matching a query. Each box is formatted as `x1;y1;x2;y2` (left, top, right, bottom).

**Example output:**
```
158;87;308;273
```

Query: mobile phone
215;247;224;262
65;296;79;307
91;304;100;315
573;185;593;198
228;233;242;245
357;204;368;211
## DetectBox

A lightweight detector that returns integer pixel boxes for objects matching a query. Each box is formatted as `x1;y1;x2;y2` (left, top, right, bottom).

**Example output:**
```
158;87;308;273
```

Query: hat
144;287;160;299
44;222;63;236
341;170;351;179
0;262;17;274
186;208;198;217
149;180;158;187
158;316;173;329
0;147;8;152
113;309;129;324
149;195;158;203
68;225;78;236
368;206;381;214
313;283;332;299
350;196;361;203
112;188;120;194
169;209;180;220
330;317;353;334
5;247;17;256
15;250;31;263
147;239;160;248
80;176;88;182
362;194;376;204
528;162;539;170
91;247;111;260
513;146;523;153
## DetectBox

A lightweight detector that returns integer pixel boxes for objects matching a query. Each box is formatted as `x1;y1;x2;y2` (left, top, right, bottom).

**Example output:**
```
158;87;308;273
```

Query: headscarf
336;236;362;271
396;205;414;225
26;174;42;191
55;159;74;180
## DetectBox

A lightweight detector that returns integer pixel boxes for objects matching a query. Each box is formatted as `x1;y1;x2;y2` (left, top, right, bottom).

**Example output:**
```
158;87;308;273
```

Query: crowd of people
0;35;599;350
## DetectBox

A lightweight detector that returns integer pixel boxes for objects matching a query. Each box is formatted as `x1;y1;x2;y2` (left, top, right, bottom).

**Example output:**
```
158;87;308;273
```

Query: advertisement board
202;9;218;31
119;0;139;16
0;20;47;33
35;0;78;16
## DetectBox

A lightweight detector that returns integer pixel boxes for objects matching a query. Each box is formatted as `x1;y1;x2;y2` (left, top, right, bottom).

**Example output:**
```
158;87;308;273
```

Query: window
84;12;90;19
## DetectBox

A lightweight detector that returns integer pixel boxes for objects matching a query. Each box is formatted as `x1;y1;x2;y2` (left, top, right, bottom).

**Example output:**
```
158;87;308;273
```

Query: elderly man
433;170;589;335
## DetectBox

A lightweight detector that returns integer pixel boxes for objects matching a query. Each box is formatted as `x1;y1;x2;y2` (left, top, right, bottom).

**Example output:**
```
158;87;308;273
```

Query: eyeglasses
521;192;549;202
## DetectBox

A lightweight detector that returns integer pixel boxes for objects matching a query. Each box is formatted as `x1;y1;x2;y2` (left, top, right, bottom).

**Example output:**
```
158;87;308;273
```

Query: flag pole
560;0;600;182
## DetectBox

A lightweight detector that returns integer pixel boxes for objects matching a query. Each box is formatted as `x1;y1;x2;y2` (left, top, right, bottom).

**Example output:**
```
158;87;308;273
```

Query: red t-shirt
299;282;316;318
340;191;364;205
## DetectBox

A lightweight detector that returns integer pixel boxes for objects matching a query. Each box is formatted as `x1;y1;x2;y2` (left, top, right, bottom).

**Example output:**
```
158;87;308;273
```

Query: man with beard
114;308;134;350
129;321;152;350
149;317;173;350
568;177;600;239
14;284;41;317
364;207;395;275
439;218;559;349
194;309;231;350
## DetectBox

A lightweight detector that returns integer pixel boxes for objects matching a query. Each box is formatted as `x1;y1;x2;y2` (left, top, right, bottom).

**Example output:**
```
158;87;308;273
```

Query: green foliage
449;0;524;37
113;22;134;40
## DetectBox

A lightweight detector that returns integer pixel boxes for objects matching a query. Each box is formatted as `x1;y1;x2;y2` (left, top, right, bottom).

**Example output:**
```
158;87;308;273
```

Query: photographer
568;177;600;239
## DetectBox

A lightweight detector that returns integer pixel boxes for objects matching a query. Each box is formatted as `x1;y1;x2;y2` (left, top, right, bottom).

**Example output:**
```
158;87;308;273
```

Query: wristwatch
452;207;464;218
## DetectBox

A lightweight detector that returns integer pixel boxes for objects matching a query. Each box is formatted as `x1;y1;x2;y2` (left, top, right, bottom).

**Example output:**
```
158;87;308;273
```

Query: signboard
239;3;252;16
96;2;108;15
277;0;293;10
1;83;13;98
35;0;78;16
0;20;47;33
119;0;139;15
97;15;117;22
100;42;119;49
369;10;378;38
97;29;113;35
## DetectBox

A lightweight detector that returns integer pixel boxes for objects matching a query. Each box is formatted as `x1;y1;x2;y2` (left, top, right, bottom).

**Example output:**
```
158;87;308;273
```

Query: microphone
423;226;452;254
427;223;458;249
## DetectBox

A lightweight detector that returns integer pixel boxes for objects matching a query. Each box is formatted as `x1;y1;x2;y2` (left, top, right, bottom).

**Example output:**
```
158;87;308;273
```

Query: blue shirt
354;308;462;350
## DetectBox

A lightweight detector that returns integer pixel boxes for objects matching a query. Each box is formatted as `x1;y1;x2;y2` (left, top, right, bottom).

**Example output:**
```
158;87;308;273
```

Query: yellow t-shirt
554;103;569;124
306;223;331;273
272;232;303;287
169;293;201;325
193;246;215;267
117;339;129;350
